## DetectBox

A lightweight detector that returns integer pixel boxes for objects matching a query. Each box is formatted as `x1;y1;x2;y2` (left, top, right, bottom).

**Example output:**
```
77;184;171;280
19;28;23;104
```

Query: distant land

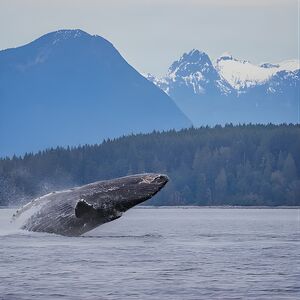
1;124;299;207
0;29;191;157
146;49;299;126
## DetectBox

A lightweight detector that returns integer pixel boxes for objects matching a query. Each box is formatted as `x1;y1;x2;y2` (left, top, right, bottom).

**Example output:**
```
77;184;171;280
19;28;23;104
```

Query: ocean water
0;207;299;300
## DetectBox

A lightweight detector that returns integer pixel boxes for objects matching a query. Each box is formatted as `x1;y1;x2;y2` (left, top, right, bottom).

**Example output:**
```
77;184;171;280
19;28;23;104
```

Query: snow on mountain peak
55;29;86;37
51;29;89;45
278;60;300;72
149;49;233;96
147;50;299;99
215;55;300;90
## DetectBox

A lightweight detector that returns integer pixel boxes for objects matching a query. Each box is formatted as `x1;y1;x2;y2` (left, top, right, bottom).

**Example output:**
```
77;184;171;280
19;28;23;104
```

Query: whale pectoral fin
75;200;96;218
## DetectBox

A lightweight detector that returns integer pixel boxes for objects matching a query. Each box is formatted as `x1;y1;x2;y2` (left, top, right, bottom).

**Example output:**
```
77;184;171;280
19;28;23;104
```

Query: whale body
12;173;168;236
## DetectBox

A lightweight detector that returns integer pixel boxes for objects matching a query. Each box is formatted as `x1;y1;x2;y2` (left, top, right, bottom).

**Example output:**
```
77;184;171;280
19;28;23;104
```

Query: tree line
0;124;299;206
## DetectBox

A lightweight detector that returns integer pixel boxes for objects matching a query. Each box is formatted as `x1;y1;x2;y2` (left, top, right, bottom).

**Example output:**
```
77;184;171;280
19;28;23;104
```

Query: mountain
0;29;191;157
216;53;299;91
146;50;299;126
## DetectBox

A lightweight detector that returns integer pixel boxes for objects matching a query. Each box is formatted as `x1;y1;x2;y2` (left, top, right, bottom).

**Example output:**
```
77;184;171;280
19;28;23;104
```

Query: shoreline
1;205;300;210
137;206;300;209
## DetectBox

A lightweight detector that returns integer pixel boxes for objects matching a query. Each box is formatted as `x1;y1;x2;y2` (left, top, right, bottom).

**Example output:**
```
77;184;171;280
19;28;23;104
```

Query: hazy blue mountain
0;29;191;157
147;50;299;126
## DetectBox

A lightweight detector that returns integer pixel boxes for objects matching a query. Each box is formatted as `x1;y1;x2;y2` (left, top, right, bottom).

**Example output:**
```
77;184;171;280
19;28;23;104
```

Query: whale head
74;173;168;225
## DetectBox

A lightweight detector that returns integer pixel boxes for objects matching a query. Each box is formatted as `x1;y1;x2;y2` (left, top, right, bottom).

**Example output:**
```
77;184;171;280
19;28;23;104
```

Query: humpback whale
12;173;168;236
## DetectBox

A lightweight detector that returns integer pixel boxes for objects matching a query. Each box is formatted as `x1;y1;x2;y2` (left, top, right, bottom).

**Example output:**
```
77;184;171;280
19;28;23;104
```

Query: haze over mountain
0;29;191;157
146;50;299;126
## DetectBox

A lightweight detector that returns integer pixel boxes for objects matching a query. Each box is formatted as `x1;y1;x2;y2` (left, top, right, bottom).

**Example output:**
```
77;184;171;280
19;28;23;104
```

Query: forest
0;124;299;206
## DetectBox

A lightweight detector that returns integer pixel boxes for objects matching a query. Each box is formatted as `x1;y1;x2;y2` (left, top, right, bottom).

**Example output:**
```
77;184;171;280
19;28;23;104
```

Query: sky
0;0;298;76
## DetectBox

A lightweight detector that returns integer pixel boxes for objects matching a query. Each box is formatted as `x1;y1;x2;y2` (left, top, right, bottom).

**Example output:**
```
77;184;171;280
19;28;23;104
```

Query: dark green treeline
1;124;299;206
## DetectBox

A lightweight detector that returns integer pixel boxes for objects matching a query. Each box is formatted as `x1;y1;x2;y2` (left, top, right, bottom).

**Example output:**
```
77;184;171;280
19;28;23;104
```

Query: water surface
0;208;299;299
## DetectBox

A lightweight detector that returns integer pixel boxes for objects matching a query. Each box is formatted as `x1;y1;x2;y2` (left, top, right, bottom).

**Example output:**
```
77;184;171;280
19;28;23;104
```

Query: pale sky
0;0;298;76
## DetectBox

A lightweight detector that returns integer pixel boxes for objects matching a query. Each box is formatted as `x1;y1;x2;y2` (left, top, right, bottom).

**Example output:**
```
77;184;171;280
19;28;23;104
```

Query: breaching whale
12;173;168;236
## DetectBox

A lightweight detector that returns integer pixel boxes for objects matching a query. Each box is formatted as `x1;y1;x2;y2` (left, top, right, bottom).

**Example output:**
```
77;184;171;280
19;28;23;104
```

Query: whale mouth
113;174;169;212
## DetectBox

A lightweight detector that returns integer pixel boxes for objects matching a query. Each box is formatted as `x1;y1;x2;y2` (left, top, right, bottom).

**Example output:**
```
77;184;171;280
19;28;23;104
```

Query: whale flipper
75;200;96;218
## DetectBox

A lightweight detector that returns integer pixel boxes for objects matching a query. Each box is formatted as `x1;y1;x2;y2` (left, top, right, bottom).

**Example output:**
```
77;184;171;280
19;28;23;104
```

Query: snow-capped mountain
0;30;191;157
149;49;233;97
216;53;299;91
146;50;299;125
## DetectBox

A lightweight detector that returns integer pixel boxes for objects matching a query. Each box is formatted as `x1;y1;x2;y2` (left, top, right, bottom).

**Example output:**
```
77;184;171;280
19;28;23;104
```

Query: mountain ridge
146;50;299;125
